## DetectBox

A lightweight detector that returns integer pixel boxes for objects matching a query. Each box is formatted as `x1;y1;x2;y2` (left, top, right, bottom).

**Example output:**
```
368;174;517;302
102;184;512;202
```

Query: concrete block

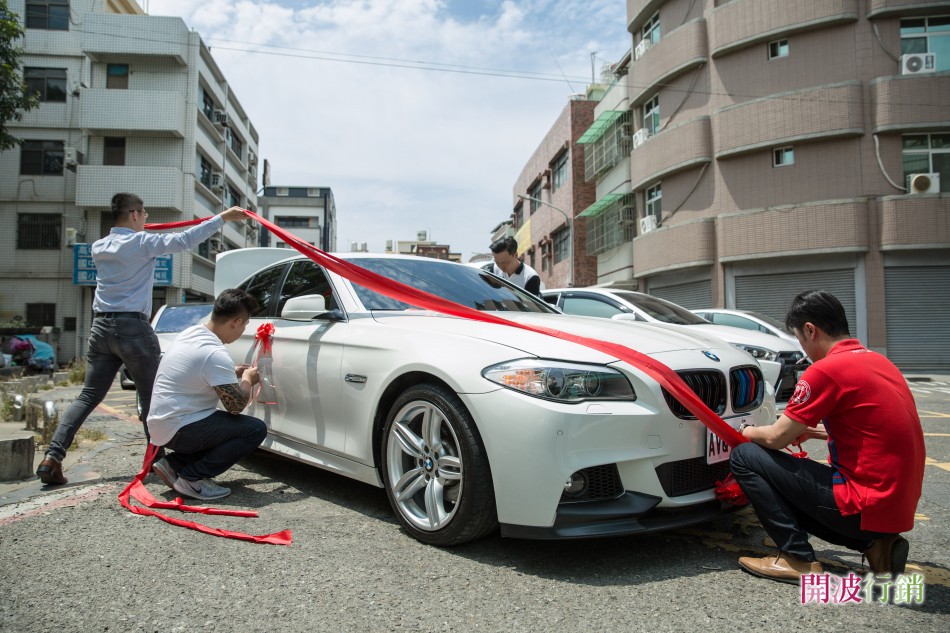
0;424;36;481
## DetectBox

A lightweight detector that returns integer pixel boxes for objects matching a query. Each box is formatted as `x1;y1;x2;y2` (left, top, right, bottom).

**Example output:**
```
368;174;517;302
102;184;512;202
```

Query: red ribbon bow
254;322;275;356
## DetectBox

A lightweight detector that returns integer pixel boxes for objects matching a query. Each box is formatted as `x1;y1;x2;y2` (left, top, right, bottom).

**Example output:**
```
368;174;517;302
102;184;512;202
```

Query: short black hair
490;236;518;256
111;193;144;220
785;290;850;338
212;288;259;322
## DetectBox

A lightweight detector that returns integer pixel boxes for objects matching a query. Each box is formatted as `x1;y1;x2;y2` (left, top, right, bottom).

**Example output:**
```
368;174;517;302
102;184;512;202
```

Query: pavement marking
925;457;950;472
0;483;115;525
919;410;950;418
924;433;950;437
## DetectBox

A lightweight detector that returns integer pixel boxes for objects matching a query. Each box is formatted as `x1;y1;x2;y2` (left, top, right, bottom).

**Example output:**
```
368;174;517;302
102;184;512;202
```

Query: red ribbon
254;322;275;356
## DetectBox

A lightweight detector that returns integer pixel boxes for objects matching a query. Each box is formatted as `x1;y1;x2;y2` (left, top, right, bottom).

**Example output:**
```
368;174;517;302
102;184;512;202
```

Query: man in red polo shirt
729;290;925;584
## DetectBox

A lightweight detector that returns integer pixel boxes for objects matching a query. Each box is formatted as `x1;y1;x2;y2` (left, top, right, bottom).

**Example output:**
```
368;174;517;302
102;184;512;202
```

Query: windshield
612;291;708;325
154;304;213;333
345;258;557;313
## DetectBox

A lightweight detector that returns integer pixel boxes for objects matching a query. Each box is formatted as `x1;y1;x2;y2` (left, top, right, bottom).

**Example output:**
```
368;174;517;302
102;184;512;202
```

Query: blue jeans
163;411;267;481
730;442;888;562
47;314;160;462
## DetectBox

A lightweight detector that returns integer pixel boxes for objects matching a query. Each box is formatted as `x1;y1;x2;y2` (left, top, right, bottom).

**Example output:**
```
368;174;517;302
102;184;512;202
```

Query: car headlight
482;359;635;403
731;344;779;362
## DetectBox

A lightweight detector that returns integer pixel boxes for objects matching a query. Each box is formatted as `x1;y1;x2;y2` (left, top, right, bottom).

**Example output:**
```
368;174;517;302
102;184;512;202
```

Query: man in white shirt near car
148;289;267;500
490;236;541;296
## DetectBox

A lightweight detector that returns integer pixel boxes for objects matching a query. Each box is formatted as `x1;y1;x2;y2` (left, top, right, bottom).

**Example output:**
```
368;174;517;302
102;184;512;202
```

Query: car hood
371;310;747;366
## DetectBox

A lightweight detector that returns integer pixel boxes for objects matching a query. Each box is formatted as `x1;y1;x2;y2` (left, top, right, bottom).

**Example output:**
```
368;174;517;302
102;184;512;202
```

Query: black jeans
47;315;160;461
164;410;267;481
729;442;888;562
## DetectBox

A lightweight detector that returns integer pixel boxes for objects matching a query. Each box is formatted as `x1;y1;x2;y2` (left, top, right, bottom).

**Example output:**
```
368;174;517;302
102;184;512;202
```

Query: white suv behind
542;288;808;411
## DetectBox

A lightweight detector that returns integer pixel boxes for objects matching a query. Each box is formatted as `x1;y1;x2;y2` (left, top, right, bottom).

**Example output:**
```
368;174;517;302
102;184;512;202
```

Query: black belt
94;312;147;320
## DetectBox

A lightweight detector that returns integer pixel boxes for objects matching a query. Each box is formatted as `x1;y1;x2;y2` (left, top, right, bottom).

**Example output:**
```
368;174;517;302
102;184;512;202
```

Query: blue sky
147;0;630;260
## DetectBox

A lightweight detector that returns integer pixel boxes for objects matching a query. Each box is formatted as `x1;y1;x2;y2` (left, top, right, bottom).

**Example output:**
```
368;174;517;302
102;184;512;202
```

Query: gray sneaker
172;476;231;500
151;458;177;490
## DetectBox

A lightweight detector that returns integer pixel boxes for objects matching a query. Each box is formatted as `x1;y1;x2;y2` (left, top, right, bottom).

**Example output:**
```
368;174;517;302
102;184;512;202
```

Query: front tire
381;383;496;546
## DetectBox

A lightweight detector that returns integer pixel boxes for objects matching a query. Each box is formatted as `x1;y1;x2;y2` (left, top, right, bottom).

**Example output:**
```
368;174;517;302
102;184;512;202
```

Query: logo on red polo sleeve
790;379;811;406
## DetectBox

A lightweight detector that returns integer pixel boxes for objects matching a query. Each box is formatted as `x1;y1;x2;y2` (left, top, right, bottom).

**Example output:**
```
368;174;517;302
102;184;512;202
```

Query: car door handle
344;374;367;384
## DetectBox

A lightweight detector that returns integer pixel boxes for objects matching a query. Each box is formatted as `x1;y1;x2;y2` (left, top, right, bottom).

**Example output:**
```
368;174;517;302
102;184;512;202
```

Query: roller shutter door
885;266;950;369
735;269;856;336
650;279;712;309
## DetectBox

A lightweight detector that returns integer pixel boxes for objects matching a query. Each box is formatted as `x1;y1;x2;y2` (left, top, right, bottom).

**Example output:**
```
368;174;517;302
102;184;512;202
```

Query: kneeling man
730;290;925;583
147;289;267;500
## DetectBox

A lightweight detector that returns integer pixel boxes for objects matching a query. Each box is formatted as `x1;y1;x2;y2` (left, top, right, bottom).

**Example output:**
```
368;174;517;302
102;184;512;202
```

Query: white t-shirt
147;324;239;446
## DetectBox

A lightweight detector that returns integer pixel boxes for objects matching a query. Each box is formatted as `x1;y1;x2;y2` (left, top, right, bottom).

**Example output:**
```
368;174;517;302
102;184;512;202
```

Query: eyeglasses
127;209;148;218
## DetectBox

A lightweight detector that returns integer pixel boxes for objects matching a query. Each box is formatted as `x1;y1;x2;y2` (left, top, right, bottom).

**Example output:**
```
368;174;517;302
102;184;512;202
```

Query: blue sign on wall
73;244;173;286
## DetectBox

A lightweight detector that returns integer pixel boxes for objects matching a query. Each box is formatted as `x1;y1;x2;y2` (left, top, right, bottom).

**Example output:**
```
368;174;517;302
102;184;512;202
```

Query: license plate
706;417;748;465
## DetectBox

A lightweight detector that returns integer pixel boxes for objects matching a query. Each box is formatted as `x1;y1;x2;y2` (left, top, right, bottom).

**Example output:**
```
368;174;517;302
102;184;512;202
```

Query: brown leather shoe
738;552;823;584
36;457;67;486
863;535;909;575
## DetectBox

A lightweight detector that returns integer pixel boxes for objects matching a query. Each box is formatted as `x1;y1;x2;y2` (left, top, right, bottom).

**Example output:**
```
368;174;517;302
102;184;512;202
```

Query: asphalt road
0;377;947;632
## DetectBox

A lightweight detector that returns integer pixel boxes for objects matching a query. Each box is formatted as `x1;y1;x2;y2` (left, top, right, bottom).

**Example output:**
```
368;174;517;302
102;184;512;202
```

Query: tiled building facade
1;0;259;362
580;0;949;368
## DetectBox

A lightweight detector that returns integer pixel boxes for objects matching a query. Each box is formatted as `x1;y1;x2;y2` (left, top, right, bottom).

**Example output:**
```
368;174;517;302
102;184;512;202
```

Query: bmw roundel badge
702;350;720;362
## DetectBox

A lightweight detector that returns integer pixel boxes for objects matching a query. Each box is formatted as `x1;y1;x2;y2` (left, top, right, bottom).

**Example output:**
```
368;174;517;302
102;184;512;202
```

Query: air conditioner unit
208;238;225;254
64;147;79;167
632;128;649;149
248;151;257;165
634;39;652;61
639;215;658;234
901;53;936;75
213;109;229;127
906;172;940;194
210;172;224;191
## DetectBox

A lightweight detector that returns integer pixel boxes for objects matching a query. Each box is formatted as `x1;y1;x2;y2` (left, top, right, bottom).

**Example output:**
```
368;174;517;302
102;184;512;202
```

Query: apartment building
1;0;259;363
511;94;601;289
581;0;949;368
258;186;337;252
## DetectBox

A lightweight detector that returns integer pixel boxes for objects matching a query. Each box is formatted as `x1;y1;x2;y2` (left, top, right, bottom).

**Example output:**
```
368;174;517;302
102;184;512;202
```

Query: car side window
712;313;757;331
237;264;287;317
277;260;338;315
562;296;624;318
542;293;560;306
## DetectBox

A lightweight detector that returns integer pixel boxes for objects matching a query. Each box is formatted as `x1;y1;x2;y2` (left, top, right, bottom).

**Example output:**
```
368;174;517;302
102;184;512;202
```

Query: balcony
630;20;708;106
82;14;189;64
79;89;185;137
871;74;950;133
880;195;950;249
868;0;950;18
633;218;715;278
709;0;858;57
76;166;184;212
717;200;869;262
715;82;864;159
631;117;712;191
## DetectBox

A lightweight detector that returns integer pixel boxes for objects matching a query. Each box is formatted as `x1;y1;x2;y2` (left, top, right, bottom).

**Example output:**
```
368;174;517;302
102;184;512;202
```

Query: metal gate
735;269;856;336
885;266;950;369
650;279;712;309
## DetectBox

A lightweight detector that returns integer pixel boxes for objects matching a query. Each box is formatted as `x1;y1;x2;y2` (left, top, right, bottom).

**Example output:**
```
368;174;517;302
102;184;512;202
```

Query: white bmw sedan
214;249;776;546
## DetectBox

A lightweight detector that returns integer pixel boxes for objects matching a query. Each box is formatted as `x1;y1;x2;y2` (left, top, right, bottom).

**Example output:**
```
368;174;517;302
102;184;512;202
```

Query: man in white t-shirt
490;236;541;296
147;289;267;501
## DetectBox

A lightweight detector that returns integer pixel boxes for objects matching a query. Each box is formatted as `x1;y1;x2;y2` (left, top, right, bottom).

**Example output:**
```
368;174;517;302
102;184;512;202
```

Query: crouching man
730;290;925;583
147;289;267;500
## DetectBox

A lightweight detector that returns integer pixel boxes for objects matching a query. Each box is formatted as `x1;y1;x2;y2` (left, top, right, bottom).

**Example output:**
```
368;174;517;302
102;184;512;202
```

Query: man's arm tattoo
214;383;250;414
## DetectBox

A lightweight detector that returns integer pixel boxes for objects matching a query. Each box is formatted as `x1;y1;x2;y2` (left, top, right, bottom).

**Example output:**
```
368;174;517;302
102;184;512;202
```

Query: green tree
0;0;39;151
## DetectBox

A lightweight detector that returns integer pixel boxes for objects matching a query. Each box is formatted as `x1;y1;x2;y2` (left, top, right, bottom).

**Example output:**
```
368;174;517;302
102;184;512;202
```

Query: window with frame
275;216;311;228
553;227;570;264
20;140;64;175
582;110;632;181
226;185;241;208
646;184;662;220
25;0;69;30
201;88;215;120
104;137;125;166
585;194;636;256
17;213;61;249
902;133;950;193
642;12;660;45
901;16;950;72
768;39;789;59
24;67;67;102
198;155;212;188
773;147;794;167
528;182;542;214
106;64;129;89
26;303;56;327
643;95;660;136
512;202;524;228
551;151;569;191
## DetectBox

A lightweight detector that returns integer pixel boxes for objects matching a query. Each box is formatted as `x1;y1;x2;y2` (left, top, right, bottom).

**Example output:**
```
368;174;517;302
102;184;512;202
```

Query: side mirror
280;294;327;320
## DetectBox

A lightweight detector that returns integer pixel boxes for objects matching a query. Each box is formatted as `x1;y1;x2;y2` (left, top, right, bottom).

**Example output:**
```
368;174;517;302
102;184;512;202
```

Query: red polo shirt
784;339;925;533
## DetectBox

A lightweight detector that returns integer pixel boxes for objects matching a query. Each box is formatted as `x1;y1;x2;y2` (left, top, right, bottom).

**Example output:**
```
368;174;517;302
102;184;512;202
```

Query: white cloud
146;0;629;259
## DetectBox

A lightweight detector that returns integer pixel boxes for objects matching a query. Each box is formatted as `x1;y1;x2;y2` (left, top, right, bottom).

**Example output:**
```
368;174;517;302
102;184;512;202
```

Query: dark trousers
47;315;160;461
164;411;267;481
729;442;888;562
